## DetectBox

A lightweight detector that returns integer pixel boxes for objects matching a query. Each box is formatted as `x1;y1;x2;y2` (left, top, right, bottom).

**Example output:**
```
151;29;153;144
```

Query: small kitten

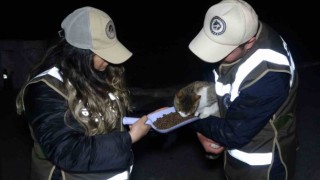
174;81;220;119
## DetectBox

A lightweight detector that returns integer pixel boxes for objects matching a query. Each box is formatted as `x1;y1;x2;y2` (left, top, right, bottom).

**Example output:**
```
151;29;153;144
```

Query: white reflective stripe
35;67;63;82
230;49;290;101
214;70;231;97
108;165;133;180
288;54;295;87
228;149;272;165
107;171;128;180
214;49;291;102
281;36;295;87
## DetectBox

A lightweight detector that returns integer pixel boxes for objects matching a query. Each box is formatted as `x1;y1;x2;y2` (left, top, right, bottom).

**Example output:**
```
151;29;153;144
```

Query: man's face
221;36;256;64
222;44;247;64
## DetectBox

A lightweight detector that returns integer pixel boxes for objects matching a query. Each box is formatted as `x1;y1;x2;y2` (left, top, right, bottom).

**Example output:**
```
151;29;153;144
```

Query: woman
16;6;152;180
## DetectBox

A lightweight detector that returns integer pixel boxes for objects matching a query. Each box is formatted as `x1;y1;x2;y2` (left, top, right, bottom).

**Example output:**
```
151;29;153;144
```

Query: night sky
0;0;318;87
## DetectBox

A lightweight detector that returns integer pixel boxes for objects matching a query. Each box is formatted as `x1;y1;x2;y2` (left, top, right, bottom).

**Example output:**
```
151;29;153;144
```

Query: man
188;0;298;179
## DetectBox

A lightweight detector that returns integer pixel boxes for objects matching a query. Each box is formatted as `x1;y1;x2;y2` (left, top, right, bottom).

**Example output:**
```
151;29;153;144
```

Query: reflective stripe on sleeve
228;149;272;165
108;165;133;180
214;49;293;102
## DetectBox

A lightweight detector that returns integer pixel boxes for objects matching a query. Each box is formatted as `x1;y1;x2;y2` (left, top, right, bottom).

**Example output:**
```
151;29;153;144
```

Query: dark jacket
22;71;133;180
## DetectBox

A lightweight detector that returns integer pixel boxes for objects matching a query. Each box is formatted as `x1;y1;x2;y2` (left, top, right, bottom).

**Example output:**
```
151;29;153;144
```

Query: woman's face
93;54;108;71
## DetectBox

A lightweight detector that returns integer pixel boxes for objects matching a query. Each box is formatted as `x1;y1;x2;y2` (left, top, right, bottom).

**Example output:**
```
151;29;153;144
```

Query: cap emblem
105;20;116;39
210;16;226;35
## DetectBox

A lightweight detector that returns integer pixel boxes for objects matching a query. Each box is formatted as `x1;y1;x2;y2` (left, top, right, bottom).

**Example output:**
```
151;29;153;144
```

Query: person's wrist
128;131;137;143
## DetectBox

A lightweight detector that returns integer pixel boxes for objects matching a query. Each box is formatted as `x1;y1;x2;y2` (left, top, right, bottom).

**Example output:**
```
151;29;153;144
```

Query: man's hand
196;132;224;154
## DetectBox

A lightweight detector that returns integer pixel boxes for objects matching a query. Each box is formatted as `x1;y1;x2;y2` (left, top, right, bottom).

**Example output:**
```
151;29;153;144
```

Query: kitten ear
176;90;184;98
194;94;201;101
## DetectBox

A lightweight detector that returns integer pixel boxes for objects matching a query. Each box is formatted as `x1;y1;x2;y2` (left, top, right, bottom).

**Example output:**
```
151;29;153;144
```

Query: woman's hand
128;107;169;143
129;115;150;143
197;132;224;154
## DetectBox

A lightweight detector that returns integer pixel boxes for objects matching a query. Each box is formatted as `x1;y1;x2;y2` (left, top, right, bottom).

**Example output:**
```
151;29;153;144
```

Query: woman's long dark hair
17;38;131;135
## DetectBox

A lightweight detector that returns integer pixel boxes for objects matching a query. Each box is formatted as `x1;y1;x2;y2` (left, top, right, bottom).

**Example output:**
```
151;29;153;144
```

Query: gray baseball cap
61;6;132;64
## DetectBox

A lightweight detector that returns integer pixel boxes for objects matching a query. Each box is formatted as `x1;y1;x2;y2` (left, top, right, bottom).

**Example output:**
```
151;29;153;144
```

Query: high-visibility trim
35;66;63;82
280;36;295;87
214;49;293;102
108;170;128;180
214;70;231;98
228;149;272;165
108;165;133;180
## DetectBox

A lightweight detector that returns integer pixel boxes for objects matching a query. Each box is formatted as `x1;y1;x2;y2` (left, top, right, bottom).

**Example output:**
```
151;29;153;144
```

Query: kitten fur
174;81;220;119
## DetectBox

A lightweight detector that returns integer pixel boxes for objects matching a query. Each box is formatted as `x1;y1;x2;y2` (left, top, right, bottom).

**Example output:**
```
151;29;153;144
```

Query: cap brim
92;40;132;64
189;29;237;63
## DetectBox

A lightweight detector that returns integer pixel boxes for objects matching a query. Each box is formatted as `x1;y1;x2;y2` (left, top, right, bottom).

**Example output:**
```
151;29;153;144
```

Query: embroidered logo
210;16;226;35
106;20;116;39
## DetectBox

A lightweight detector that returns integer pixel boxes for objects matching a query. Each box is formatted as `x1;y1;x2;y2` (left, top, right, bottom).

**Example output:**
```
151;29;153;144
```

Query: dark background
1;1;320;180
0;0;318;88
